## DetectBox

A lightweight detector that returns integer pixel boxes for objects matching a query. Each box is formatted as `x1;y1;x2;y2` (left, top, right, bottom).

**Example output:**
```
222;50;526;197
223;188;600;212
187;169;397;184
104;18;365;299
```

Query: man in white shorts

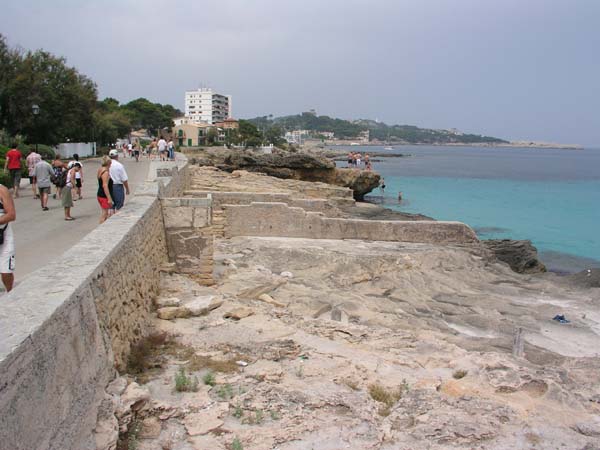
0;184;16;292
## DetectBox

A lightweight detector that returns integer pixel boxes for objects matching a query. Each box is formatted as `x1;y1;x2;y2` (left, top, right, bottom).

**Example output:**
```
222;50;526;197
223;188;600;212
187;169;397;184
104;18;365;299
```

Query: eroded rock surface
120;236;600;450
483;239;547;273
190;149;381;199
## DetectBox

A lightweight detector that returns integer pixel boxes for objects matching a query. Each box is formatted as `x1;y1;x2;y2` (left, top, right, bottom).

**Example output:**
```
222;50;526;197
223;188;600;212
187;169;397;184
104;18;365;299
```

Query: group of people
119;137;175;162
347;152;372;171
0;145;131;292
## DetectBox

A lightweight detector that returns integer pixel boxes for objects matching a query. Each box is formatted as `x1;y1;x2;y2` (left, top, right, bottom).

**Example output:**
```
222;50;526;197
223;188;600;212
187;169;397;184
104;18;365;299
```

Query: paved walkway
11;155;150;282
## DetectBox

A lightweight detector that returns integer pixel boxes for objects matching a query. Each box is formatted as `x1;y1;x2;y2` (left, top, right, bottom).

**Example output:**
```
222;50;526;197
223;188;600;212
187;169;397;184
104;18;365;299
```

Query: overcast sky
2;0;599;145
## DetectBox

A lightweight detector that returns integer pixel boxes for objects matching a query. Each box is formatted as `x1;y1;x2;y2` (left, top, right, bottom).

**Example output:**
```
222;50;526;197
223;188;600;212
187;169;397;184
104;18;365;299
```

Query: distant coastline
325;141;583;150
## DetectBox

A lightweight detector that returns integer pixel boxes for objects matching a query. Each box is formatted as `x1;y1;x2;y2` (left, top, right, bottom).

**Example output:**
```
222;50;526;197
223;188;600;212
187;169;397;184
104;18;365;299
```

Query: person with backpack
51;155;66;199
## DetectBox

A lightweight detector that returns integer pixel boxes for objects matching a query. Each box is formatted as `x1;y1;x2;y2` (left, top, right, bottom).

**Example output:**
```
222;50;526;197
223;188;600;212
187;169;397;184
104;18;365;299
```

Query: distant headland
247;112;583;149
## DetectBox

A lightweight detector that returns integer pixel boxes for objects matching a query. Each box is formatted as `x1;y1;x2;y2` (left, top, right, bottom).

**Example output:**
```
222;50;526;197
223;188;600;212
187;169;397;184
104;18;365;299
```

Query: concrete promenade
10;153;150;283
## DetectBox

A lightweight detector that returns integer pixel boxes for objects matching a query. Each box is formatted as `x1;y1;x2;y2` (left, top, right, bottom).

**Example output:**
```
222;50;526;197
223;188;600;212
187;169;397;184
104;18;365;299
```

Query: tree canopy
0;33;181;147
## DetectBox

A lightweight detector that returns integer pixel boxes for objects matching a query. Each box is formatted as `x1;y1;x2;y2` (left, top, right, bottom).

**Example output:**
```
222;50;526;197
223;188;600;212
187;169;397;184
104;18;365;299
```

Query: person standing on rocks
0;183;16;292
108;149;130;211
4;143;23;198
26;148;42;198
34;156;54;211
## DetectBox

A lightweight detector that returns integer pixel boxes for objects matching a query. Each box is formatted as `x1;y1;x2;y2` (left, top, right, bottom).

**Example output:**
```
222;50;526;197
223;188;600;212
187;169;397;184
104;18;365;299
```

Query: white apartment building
184;88;232;124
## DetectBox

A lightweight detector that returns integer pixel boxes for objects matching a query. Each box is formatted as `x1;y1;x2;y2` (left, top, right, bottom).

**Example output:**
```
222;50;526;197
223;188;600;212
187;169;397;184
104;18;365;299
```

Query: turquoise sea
336;145;600;274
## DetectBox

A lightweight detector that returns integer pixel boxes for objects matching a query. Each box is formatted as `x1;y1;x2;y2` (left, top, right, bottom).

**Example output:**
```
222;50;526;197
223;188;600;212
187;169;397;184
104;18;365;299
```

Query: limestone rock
117;382;151;418
257;293;286;308
280;271;294;278
94;395;119;450
156;296;182;308
138;417;161;439
483;239;546;274
196;150;380;199
185;295;224;316
189;435;226;449
573;420;600;437
157;306;190;320
223;307;254;320
106;377;128;397
183;403;228;436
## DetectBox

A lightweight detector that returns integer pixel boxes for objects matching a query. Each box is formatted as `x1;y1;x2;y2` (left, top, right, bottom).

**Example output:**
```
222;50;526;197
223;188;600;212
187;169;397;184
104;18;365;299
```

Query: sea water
336;145;600;273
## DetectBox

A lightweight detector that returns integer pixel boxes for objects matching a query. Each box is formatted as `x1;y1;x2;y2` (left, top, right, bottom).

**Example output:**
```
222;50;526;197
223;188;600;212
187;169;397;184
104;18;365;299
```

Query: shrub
202;371;216;386
174;368;199;392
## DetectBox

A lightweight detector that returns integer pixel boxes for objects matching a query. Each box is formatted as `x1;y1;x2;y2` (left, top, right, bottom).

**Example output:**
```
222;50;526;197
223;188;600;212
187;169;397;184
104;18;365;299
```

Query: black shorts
75;179;82;188
29;176;35;184
9;168;21;184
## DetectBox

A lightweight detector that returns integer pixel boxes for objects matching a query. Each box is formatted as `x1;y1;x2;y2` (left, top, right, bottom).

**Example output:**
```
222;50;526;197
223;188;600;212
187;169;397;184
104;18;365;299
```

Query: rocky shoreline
105;159;600;450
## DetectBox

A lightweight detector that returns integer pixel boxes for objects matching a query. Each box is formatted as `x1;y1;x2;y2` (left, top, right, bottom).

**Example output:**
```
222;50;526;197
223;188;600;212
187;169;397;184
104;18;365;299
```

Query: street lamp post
32;104;40;152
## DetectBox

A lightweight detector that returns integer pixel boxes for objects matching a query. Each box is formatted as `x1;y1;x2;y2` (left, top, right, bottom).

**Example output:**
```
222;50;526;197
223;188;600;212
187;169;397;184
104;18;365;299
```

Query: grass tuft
453;369;468;380
202;371;216;386
174;368;199;392
368;382;406;416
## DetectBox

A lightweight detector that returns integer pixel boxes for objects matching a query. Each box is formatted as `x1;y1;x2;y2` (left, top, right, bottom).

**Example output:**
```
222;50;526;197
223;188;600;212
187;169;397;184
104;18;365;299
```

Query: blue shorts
113;184;125;210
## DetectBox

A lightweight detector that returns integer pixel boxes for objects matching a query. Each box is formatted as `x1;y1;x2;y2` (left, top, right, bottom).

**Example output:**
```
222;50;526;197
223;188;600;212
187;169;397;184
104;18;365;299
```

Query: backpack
51;168;67;187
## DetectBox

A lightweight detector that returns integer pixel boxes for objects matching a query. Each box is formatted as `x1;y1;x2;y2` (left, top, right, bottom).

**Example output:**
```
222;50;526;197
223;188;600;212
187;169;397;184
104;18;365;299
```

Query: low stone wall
0;158;188;450
223;202;479;245
161;196;214;285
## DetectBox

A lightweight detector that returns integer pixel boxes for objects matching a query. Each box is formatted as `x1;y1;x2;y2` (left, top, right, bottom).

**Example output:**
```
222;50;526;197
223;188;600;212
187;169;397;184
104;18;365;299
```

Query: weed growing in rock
217;383;234;400
368;383;404;416
242;409;264;425
255;409;264;424
233;404;243;419
186;354;241;373
270;410;280;420
231;437;243;450
453;369;468;379
126;332;170;375
295;365;304;378
203;371;216;386
174;368;199;392
127;419;141;450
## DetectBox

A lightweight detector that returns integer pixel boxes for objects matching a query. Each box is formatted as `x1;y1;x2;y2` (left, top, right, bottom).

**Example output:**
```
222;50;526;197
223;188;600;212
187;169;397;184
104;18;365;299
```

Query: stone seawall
0;158;188;450
223;202;479;245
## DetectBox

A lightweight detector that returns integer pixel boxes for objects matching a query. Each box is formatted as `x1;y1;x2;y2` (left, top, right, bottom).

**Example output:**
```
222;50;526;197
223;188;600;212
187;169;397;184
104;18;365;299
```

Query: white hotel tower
184;88;232;124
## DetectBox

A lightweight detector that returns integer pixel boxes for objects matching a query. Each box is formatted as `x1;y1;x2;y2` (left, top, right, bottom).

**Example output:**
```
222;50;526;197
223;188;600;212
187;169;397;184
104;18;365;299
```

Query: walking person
26;148;42;198
157;136;167;161
51;155;66;199
4;143;23;198
62;163;79;221
34;156;54;211
148;138;157;160
0;183;16;292
133;140;140;162
108;149;130;211
70;154;84;200
97;156;114;223
167;139;175;160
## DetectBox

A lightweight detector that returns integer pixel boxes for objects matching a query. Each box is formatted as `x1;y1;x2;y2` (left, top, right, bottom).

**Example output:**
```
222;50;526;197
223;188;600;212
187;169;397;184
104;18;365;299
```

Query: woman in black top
96;156;114;223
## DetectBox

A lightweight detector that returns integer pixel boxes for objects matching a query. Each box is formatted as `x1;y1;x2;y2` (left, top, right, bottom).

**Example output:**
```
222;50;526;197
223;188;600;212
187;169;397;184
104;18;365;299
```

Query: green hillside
248;113;508;144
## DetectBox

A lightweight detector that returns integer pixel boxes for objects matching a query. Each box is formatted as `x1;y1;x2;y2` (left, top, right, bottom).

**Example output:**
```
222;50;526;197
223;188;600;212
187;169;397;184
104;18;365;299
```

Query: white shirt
109;159;128;185
158;139;167;151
